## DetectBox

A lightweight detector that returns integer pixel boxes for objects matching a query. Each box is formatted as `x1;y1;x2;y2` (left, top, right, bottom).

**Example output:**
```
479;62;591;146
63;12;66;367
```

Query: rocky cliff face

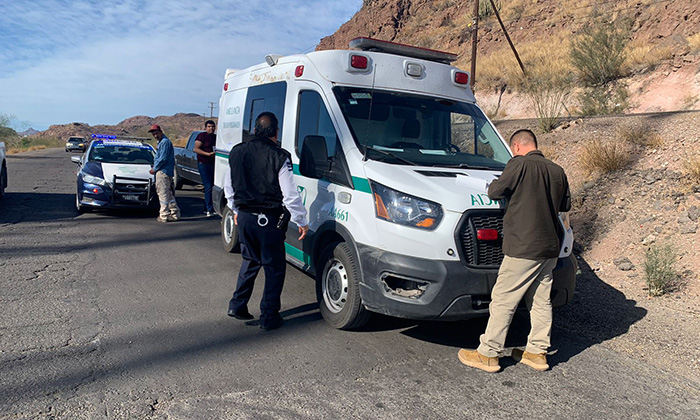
319;0;699;58
318;0;700;115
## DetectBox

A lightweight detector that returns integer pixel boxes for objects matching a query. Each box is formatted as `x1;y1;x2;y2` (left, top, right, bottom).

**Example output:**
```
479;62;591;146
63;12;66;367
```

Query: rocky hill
319;0;700;117
30;113;214;146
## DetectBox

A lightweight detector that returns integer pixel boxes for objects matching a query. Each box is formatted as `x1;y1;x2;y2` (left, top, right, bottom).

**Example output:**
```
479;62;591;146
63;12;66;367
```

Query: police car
71;135;158;213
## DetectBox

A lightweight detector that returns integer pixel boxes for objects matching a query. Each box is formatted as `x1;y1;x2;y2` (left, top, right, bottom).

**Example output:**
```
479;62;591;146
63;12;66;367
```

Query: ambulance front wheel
221;206;240;253
317;242;370;330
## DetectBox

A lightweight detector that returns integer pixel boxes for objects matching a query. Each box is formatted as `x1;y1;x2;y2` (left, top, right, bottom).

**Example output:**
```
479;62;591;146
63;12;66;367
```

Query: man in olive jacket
459;129;571;373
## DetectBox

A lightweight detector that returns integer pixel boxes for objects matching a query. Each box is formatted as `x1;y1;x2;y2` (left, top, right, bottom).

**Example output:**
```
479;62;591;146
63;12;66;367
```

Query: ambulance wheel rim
323;260;348;314
224;212;234;242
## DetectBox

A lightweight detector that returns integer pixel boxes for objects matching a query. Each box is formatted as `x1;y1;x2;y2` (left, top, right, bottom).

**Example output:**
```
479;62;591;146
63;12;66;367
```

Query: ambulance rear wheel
222;206;240;253
317;242;370;330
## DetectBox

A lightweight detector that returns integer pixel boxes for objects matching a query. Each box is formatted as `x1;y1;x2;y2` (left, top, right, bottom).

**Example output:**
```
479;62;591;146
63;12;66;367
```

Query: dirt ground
493;111;700;381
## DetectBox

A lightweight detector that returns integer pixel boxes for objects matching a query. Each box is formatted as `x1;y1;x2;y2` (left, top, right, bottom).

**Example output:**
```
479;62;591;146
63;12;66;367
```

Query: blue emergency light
91;134;117;139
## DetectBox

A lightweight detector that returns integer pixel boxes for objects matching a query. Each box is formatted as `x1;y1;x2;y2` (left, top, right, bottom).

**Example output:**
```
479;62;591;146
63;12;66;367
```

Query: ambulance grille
456;210;505;268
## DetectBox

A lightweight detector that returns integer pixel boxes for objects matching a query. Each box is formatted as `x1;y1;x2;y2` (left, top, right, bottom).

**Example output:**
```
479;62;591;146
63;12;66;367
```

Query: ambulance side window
296;90;353;188
243;81;287;141
296;91;337;156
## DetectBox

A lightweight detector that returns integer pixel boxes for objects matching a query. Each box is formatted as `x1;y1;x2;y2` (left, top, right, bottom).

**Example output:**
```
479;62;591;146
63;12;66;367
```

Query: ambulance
212;38;576;329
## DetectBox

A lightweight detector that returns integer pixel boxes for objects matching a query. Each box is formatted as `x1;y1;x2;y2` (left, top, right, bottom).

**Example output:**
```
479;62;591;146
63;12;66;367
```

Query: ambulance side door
284;82;354;270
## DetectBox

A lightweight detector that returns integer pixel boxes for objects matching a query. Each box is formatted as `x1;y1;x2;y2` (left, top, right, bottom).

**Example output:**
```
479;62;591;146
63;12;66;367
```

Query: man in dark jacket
193;120;216;217
458;129;571;372
226;112;309;331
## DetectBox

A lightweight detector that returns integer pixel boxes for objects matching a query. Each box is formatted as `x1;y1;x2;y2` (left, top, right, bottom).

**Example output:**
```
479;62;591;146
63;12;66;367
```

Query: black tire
317;242;370;330
221;206;240;253
0;164;6;199
75;192;85;214
173;168;184;190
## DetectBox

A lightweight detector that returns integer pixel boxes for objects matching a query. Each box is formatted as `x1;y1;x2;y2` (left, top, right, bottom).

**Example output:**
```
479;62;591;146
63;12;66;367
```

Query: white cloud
0;0;362;129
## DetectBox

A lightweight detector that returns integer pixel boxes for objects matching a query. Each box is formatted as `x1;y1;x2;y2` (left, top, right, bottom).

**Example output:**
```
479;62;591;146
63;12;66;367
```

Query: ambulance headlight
370;181;443;230
82;172;109;187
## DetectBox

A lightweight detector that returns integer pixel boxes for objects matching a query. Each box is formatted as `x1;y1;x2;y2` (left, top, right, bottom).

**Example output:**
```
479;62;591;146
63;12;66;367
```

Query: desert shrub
570;20;629;86
479;0;501;20
683;156;700;185
644;243;677;297
616;122;663;147
688;33;700;53
579;139;629;173
522;66;573;132
578;83;630;115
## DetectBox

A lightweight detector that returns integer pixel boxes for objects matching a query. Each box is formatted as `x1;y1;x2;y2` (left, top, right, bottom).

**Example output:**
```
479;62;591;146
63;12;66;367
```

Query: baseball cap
148;124;162;133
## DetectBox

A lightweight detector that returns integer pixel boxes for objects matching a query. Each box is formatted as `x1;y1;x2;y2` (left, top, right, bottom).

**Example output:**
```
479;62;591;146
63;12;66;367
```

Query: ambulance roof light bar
349;37;458;64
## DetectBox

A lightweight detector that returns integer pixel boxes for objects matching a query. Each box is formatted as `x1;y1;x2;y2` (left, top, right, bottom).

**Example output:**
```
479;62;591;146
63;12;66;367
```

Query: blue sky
0;0;362;131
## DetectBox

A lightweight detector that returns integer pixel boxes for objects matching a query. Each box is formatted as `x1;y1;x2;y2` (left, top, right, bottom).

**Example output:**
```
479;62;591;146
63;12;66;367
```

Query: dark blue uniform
227;135;292;330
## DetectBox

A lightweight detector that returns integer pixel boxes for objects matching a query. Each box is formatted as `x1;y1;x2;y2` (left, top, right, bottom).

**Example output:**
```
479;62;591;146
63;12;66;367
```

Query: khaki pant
477;256;558;357
155;172;180;219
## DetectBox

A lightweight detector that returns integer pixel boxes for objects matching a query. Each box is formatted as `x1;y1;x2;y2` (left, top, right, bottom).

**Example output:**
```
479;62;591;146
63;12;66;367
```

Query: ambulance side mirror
299;135;330;179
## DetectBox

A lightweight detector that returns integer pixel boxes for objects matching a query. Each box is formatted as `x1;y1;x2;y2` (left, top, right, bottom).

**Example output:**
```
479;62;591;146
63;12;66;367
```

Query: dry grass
644;242;678;297
467;37;574;92
579;139;630;173
684;155;700;185
7;145;47;154
616;122;664;147
624;41;675;72
688;33;700;53
539;144;559;161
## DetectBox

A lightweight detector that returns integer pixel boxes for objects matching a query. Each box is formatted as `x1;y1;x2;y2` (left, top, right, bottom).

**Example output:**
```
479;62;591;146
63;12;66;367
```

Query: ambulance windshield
334;87;510;170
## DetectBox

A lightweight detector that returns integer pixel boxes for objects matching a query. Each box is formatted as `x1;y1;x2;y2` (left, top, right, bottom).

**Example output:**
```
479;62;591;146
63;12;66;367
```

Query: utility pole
208;102;216;118
470;0;479;90
489;0;526;76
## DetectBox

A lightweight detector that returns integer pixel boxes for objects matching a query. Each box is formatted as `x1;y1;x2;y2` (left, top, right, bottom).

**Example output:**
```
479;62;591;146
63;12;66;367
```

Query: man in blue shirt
148;124;181;222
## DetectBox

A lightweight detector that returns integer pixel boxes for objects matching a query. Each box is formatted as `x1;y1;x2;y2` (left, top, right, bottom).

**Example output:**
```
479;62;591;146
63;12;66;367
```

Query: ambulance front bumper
356;244;577;321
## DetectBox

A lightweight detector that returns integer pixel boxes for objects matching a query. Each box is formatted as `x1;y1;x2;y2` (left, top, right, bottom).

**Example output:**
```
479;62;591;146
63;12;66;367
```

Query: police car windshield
333;87;509;170
89;143;155;164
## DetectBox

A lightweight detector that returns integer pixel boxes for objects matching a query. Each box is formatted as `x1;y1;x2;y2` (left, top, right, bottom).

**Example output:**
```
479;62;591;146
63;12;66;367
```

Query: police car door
285;83;354;271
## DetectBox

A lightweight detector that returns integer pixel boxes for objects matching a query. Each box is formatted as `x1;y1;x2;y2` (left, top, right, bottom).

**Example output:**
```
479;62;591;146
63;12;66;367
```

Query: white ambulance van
213;38;576;329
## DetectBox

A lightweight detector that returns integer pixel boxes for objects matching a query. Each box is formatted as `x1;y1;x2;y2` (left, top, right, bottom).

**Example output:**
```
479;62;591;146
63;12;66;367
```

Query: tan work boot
511;348;549;371
458;349;500;373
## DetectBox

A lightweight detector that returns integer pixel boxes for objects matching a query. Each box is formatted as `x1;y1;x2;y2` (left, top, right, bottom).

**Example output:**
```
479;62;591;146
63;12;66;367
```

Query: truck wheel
317;242;370;330
221;206;240;253
173;168;183;190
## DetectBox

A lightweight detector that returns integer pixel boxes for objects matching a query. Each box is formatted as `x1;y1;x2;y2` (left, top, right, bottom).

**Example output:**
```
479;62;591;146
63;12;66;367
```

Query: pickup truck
173;130;204;189
0;142;7;198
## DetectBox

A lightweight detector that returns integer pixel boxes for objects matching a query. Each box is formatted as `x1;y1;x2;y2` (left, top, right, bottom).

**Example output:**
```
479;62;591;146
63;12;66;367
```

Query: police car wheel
173;168;183;190
75;192;86;214
221;206;240;253
317;242;370;330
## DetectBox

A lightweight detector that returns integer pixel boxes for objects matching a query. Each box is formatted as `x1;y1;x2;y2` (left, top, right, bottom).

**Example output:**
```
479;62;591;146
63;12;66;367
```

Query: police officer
226;112;309;331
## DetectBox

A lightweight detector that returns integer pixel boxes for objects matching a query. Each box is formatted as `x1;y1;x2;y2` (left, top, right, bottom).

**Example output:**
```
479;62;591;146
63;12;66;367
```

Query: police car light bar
349;37;458;64
91;134;151;142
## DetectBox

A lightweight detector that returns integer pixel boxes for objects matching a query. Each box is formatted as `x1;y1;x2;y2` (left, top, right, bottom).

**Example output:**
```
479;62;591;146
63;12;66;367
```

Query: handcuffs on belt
256;213;269;227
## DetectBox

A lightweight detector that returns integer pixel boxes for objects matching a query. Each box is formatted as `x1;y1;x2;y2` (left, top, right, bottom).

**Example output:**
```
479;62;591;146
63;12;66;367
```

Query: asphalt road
1;148;698;419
